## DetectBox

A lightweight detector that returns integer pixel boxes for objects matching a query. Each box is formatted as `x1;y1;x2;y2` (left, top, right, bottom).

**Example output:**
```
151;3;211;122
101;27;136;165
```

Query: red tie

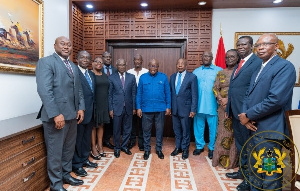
234;59;245;77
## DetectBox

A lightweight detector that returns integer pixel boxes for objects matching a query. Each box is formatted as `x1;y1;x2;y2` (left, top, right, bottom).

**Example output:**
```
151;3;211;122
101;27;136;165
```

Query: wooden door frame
106;39;187;62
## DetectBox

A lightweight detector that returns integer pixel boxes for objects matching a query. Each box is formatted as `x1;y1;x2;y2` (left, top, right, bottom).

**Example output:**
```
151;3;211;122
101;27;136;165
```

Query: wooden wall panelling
71;6;212;71
71;3;84;62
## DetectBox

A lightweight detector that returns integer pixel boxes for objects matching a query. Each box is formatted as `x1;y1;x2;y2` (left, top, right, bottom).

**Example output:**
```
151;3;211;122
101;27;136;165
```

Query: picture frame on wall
235;32;300;86
0;0;44;75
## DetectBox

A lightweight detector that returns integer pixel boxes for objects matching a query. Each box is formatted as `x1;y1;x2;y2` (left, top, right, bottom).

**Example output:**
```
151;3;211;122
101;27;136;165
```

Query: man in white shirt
127;54;148;150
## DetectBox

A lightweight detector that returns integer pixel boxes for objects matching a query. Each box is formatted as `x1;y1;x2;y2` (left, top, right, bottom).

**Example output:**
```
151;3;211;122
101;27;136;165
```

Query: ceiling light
198;1;206;6
273;0;283;3
140;3;148;7
86;4;93;8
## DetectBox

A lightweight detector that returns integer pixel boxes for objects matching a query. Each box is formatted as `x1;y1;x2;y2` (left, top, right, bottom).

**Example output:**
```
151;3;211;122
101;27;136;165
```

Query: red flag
215;36;226;69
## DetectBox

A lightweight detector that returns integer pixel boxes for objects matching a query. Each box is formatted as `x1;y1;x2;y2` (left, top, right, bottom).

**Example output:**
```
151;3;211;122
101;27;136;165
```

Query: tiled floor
46;137;244;191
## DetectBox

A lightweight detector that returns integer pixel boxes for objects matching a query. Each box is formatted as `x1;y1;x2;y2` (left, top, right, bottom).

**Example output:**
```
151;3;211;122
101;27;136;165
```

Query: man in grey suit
108;58;137;158
225;36;261;191
36;36;85;191
102;51;117;150
239;33;296;190
72;50;98;177
170;58;198;160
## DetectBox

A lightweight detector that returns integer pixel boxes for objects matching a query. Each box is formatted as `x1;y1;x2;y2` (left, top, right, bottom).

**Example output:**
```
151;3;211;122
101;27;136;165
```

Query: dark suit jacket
101;65;118;75
108;72;137;116
36;53;85;122
242;55;296;139
78;69;95;124
170;71;198;117
226;54;261;119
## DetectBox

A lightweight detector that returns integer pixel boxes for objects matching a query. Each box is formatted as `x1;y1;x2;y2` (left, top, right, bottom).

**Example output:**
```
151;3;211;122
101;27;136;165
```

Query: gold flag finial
220;23;223;36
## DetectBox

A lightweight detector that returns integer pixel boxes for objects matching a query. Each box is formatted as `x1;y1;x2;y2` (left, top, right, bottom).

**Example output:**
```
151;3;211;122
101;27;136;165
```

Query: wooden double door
108;40;185;137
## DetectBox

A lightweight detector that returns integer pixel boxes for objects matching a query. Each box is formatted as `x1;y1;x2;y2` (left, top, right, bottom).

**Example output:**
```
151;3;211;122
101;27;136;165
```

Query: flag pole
220;23;223;36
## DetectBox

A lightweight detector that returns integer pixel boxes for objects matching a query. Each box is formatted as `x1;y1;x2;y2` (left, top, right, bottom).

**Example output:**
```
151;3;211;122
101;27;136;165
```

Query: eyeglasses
149;65;158;68
225;55;237;59
93;61;103;64
203;55;212;58
254;42;276;48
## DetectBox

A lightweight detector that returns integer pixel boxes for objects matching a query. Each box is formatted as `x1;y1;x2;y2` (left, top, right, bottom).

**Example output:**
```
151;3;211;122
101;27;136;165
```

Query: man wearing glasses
136;59;171;160
192;51;222;159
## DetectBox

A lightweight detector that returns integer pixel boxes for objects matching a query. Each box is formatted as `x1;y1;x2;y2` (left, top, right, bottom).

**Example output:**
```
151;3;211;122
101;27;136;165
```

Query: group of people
36;33;296;191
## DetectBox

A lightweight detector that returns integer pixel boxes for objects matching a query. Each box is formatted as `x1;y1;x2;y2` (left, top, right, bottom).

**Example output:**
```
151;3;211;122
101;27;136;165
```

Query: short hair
77;50;91;60
177;58;187;65
226;49;241;63
102;51;111;57
134;54;143;60
239;36;253;46
93;56;103;62
116;58;126;65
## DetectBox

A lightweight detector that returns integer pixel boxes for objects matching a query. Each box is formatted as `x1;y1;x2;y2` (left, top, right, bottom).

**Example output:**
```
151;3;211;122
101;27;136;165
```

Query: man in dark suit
36;36;85;191
72;50;98;177
239;33;296;191
225;36;261;191
108;58;137;158
101;51;117;150
170;58;198;160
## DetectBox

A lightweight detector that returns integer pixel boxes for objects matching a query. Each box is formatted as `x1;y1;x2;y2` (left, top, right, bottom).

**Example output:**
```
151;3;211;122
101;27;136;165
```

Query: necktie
234;59;245;77
176;73;182;94
255;64;265;83
121;74;125;89
106;66;110;76
85;70;93;92
63;59;73;75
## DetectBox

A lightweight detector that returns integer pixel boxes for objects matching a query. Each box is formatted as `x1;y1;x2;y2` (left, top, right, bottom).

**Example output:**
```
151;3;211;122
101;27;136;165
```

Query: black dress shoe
170;148;182;156
208;149;213;159
144;151;150;160
139;147;144;151
103;141;115;149
83;160;98;168
193;148;204;155
182;149;189;160
237;180;250;191
156;150;164;159
90;152;101;160
121;148;132;155
63;176;84;186
73;167;87;177
50;188;67;191
226;172;244;179
128;141;136;149
114;150;120;158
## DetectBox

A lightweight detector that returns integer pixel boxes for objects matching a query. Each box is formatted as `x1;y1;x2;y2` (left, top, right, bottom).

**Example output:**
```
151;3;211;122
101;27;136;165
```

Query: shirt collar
201;64;214;70
55;52;69;61
105;64;112;69
178;70;186;75
118;72;125;77
242;52;253;63
78;65;87;74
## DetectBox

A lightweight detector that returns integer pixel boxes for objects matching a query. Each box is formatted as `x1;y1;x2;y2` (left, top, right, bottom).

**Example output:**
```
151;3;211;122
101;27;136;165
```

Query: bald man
239;33;296;191
36;36;85;190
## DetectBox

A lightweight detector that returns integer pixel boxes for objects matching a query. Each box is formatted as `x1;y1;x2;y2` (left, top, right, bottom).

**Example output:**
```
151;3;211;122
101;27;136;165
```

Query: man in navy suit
36;36;85;191
72;50;98;177
102;51;117;150
225;36;261;191
170;58;198;160
108;58;137;158
239;33;296;191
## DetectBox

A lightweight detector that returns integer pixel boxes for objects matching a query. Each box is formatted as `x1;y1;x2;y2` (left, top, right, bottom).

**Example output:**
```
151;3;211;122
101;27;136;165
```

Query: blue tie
85;70;93;92
176;73;182;94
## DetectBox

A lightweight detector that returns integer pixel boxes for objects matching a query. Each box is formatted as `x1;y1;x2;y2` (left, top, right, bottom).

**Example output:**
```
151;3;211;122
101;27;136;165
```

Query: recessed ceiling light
86;4;93;9
140;3;148;7
273;0;283;3
198;1;207;6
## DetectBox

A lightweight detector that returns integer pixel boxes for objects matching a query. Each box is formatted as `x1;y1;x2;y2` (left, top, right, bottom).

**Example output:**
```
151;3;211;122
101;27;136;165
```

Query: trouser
72;121;93;169
172;114;191;150
113;107;133;150
142;112;165;152
193;113;217;150
43;119;77;190
129;114;144;148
